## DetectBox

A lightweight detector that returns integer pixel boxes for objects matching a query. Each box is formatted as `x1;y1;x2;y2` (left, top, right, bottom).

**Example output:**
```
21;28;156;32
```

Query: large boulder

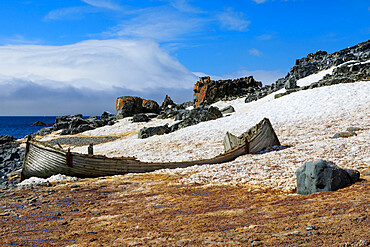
296;160;360;195
116;96;159;120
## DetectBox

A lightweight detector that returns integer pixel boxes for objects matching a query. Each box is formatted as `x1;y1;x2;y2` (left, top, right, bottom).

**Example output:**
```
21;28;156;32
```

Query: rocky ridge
248;39;370;102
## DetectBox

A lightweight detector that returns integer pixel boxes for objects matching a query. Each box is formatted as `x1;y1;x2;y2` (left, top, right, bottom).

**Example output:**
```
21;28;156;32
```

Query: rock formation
116;96;160;120
33;112;117;137
193;76;262;107
139;106;222;139
0;136;25;189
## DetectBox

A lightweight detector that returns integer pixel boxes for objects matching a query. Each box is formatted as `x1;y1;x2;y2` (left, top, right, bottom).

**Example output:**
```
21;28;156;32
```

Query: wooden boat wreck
21;118;280;180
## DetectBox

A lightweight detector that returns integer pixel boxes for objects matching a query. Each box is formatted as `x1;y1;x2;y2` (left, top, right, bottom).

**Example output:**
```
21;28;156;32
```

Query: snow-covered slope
66;70;369;191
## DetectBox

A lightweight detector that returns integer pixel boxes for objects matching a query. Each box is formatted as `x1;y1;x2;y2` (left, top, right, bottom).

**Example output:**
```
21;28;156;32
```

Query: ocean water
0;116;56;139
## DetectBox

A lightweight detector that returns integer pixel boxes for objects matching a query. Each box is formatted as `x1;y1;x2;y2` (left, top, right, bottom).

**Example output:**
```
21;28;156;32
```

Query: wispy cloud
46;1;250;42
169;0;202;13
253;0;268;4
217;8;251;32
249;48;263;57
110;7;204;42
0;35;41;45
81;0;123;11
256;33;274;40
44;6;94;21
0;40;197;115
45;0;123;21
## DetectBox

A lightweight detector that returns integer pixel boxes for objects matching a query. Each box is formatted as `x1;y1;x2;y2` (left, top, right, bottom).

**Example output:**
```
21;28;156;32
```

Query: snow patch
18;174;77;188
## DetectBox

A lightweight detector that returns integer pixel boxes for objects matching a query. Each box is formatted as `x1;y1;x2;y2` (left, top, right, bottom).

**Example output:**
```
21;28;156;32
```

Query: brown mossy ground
0;172;369;246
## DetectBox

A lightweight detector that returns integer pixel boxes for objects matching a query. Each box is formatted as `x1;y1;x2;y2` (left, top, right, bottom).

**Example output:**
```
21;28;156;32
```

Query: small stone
220;105;235;114
306;226;314;231
70;184;79;188
347;127;360;132
358;240;368;246
332;131;357;139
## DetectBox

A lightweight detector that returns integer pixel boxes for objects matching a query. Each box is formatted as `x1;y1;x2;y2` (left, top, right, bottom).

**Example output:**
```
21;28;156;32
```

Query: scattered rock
138;125;171;139
138;106;222;138
332;131;357;139
0;135;15;145
296;160;360;195
306;226;315;231
33;112;116;137
132;114;150;123
347;127;360;132
220;105;235;114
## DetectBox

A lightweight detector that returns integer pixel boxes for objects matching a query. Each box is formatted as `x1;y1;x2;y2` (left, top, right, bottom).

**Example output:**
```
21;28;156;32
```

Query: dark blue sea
0;116;56;139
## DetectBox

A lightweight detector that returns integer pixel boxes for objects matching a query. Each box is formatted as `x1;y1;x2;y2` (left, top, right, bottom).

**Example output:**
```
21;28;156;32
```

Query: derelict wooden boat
21;118;280;180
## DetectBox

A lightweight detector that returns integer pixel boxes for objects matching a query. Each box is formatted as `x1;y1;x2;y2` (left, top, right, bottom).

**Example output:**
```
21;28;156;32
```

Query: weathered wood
21;118;280;180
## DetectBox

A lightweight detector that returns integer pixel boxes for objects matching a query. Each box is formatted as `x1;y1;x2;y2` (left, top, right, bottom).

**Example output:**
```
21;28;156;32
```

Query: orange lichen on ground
0;172;369;246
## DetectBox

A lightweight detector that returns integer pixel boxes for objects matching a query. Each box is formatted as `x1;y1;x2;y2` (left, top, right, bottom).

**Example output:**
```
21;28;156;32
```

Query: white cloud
253;0;268;4
249;48;263;57
0;39;197;115
218;8;251;32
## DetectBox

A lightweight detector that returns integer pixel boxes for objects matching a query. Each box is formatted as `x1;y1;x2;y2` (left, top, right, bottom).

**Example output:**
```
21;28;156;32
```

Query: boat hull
22;118;280;179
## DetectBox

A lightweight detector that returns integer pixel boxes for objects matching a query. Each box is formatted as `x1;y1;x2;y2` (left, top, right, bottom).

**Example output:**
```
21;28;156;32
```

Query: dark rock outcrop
0;139;25;189
193;76;262;107
296;160;360;195
161;95;177;110
139;106;222;139
0;135;15;145
33;112;116;137
248;40;370;102
116;96;160;120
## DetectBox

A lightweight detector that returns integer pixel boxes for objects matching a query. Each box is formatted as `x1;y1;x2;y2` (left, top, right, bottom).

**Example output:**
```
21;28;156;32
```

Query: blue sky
0;0;369;115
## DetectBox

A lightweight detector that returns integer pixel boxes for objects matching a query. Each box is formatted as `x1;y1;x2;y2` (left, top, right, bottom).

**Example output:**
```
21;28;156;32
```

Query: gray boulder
220;105;235;114
296;160;360;195
132;113;150;122
138;125;171;139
